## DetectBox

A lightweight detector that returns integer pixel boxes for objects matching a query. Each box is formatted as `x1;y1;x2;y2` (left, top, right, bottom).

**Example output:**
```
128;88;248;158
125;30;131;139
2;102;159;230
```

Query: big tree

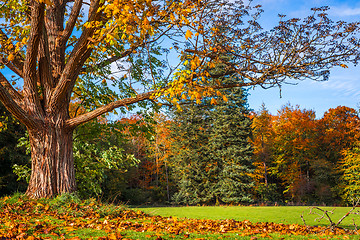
0;0;360;198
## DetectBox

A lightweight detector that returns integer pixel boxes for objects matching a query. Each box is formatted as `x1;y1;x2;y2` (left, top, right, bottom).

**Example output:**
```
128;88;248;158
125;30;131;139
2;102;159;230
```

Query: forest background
1;92;359;206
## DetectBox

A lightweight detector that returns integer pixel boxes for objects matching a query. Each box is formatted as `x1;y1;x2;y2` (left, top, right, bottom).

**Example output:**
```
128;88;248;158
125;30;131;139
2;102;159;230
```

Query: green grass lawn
134;205;360;229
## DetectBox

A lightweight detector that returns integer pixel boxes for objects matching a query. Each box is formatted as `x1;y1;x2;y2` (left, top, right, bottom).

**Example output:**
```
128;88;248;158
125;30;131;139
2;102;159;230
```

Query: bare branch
59;0;83;48
300;211;309;229
66;91;155;128
309;207;336;227
336;198;360;226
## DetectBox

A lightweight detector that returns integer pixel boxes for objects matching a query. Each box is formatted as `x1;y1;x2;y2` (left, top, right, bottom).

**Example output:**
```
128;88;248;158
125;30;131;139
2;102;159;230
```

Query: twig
336;198;360;226
309;207;336;227
305;198;360;233
352;218;358;232
300;211;309;230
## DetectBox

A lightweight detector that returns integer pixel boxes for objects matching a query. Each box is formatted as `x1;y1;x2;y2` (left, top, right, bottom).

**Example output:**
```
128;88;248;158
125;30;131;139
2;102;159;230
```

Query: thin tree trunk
165;162;170;202
263;160;268;187
26;124;76;198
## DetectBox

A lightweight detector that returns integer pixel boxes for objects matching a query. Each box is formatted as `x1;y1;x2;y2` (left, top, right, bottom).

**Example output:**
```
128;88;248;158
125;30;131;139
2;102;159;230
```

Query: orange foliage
0;197;357;239
318;106;360;160
251;104;360;203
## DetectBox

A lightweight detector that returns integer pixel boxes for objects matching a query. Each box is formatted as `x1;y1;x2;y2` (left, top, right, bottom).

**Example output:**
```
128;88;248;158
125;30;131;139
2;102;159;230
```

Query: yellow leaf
222;95;228;102
210;98;217;105
7;54;15;62
185;30;193;40
340;64;348;68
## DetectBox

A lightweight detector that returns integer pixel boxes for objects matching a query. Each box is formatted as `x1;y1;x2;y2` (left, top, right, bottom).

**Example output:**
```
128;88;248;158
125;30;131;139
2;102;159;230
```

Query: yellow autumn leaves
84;0;197;49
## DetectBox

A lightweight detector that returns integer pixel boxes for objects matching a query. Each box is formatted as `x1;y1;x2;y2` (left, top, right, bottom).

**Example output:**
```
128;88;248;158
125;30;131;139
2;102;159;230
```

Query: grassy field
134;205;359;229
0;194;359;239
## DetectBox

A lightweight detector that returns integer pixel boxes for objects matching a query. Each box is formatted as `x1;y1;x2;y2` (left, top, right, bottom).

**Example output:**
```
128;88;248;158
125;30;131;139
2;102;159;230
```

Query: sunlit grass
134;205;360;229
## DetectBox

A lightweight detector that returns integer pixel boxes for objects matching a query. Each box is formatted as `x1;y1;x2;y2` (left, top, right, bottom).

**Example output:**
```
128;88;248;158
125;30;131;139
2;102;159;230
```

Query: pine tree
170;100;220;205
169;80;254;204
210;85;254;204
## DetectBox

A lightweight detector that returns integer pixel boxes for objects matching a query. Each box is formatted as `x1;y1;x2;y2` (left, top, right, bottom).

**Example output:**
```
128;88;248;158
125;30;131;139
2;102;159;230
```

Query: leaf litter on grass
0;195;358;239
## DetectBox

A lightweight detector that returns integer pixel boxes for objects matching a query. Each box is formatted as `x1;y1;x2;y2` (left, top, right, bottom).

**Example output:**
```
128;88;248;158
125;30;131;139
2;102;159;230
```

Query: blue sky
246;0;360;117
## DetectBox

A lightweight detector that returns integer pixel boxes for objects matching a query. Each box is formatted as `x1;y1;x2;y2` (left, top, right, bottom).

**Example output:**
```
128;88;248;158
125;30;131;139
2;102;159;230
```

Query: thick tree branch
23;0;45;117
0;72;23;104
38;24;54;105
66;91;155;128
0;58;23;78
50;0;102;111
0;73;36;128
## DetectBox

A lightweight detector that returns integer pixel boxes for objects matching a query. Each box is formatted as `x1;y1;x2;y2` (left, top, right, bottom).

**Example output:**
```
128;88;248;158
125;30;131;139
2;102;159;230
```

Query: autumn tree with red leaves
1;0;360;198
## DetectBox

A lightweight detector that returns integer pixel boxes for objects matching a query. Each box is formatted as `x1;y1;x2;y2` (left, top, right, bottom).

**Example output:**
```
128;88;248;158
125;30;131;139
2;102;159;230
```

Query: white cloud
318;78;360;98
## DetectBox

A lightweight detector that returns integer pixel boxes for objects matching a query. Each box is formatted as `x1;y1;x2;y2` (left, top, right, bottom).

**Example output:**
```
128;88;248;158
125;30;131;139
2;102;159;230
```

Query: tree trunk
25;123;76;198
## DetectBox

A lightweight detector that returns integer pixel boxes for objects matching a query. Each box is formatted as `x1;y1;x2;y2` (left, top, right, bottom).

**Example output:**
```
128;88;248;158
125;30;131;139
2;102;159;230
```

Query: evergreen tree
169;79;254;205
211;85;254;204
170;100;220;205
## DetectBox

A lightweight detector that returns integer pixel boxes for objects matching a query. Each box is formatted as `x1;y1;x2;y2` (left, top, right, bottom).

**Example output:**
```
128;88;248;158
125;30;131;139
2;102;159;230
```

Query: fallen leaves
0;196;359;239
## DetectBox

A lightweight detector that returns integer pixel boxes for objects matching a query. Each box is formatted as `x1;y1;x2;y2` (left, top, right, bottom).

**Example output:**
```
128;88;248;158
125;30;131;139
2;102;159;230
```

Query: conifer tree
210;84;254;204
169;73;254;204
170;100;219;205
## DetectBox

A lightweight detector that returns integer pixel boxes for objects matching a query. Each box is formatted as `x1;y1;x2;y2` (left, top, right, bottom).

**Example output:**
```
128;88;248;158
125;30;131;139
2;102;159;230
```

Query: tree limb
0;57;23;78
23;0;45;117
0;29;24;77
59;0;82;48
38;23;54;106
81;47;135;73
66;91;155;128
50;0;102;111
0;72;23;105
0;73;36;128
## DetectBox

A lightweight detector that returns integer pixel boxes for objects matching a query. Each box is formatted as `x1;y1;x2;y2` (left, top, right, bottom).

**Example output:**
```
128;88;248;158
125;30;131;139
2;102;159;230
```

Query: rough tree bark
26;124;75;198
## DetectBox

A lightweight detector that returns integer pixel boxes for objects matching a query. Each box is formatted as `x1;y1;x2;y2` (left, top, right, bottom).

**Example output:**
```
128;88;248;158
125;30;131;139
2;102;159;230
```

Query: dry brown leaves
0;198;358;239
